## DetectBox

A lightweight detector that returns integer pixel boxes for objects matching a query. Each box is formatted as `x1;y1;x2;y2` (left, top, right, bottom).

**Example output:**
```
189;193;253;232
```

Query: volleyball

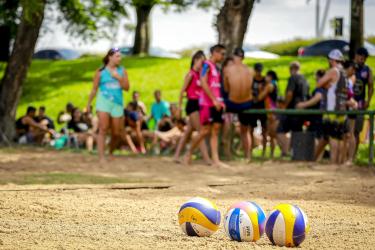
178;197;221;237
224;201;266;242
265;204;310;247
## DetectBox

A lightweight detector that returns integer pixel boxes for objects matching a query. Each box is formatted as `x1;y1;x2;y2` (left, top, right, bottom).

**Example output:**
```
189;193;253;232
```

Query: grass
0;172;139;185
0;55;373;122
1;55;374;165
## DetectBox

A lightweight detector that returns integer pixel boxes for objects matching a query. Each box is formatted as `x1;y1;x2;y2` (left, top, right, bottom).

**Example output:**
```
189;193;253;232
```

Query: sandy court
0;148;375;249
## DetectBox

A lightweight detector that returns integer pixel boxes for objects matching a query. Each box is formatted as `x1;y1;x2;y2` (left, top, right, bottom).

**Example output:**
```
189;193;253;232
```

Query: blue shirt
99;66;124;106
151;100;171;128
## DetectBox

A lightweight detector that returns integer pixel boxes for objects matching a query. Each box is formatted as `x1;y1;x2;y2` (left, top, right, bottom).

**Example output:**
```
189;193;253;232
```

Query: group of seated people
14;47;372;165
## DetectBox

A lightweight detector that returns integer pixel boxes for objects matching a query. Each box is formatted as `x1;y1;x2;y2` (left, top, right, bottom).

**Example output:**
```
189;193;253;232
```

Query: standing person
296;69;327;160
250;63;268;157
87;48;130;163
317;49;348;164
174;50;211;164
353;47;373;154
223;48;253;162
150;90;171;130
184;44;227;167
276;61;309;156
257;70;279;158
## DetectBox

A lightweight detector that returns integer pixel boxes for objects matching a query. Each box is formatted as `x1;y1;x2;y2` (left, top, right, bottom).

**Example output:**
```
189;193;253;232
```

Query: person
123;102;146;154
353;47;373;155
343;61;358;164
86;48;130;163
296;69;327;160
257;70;279;158
68;107;95;151
250;63;268;157
276;61;309;156
130;91;147;116
57;103;74;125
223;48;253;161
184;44;227;167
15;106;54;144
174;50;210;164
150;90;171;130
317;49;349;164
35;106;55;130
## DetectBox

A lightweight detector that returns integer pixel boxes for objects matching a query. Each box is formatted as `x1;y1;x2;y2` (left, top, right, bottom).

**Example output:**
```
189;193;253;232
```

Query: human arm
87;70;100;113
258;83;274;101
317;68;336;88
111;68;130;91
365;68;373;109
296;92;322;109
178;73;192;116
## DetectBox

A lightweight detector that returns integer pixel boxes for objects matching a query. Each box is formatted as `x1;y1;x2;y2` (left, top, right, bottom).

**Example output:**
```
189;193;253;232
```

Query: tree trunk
0;0;46;143
216;0;255;56
133;4;153;55
349;0;364;59
0;25;11;62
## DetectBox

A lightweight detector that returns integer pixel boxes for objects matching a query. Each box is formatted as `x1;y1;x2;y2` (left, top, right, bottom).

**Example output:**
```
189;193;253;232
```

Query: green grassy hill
0;56;374;121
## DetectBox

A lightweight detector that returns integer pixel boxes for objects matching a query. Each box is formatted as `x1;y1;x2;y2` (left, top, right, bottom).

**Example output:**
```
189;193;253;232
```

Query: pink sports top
186;69;201;100
199;60;223;107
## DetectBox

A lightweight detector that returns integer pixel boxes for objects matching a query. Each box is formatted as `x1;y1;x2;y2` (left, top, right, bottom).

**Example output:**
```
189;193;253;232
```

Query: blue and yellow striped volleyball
178;197;221;237
265;204;310;247
224;201;266;242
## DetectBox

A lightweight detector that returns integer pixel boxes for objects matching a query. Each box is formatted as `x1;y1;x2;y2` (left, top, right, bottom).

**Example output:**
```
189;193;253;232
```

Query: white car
243;45;280;59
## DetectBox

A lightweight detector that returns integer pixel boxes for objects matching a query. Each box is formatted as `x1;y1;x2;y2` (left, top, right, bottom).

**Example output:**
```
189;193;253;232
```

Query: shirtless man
223;48;254;161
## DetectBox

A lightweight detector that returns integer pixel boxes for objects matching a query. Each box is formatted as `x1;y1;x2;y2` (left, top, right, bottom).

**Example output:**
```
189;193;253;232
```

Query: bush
260;38;320;56
367;36;375;45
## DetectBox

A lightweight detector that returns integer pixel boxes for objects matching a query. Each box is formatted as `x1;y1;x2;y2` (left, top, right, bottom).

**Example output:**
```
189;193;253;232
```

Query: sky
36;0;375;53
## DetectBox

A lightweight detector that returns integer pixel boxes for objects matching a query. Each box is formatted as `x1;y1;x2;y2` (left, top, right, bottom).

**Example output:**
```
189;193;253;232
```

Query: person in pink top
174;51;210;164
184;44;227;168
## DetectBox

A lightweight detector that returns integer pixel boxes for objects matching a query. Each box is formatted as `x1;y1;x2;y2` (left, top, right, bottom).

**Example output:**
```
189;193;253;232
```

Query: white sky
36;0;375;53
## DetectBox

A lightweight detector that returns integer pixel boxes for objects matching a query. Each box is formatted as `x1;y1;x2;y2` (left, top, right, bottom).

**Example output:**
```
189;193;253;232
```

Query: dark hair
154;89;161;95
39;106;46;112
133;90;139;95
26;106;36;114
102;48;120;67
254;63;263;72
315;69;326;78
233;47;244;58
223;56;234;68
343;60;356;69
266;70;278;81
356;47;369;58
190;50;205;69
210;44;226;54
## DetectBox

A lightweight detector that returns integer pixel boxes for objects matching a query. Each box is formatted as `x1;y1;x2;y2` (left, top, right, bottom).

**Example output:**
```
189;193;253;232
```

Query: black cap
254;63;263;72
356;47;369;58
233;48;245;58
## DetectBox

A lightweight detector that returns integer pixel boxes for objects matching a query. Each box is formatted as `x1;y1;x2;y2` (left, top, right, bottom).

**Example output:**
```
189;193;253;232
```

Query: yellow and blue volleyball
178;197;221;237
265;204;310;247
224;201;266;242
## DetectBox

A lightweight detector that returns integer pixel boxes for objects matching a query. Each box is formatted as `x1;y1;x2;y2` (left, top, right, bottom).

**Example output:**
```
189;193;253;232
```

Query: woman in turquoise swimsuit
87;48;130;163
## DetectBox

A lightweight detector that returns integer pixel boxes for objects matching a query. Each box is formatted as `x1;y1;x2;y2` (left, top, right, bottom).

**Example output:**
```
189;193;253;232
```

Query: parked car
298;39;375;57
33;49;81;60
119;47;133;56
243;45;280;59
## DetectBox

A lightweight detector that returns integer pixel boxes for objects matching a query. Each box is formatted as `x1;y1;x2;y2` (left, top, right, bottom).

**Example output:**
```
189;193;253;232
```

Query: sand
0;148;375;249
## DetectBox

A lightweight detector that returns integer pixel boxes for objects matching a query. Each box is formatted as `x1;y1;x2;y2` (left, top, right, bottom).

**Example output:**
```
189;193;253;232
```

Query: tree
216;0;256;55
349;0;364;59
0;0;20;61
0;0;127;143
130;0;191;55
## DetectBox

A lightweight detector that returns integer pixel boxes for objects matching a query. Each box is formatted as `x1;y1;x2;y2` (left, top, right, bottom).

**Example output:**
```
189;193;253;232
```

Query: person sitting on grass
153;118;187;154
67;107;95;152
130;91;147;116
35;106;55;130
150;90;171;130
123;104;146;154
15;106;55;145
57;102;74;125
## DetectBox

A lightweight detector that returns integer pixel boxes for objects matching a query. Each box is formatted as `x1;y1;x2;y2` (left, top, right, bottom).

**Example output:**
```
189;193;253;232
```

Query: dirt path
0;148;374;249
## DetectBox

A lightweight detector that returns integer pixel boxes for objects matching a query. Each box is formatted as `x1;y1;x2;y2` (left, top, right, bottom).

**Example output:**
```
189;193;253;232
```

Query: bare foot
212;160;230;169
183;154;192;165
173;157;182;164
99;157;107;167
